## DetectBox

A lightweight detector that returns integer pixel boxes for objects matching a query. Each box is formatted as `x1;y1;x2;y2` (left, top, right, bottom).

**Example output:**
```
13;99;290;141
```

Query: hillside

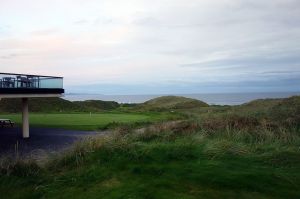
0;98;120;113
270;96;300;126
137;96;209;111
0;98;81;113
73;100;119;111
236;96;300;123
0;96;209;113
241;98;282;109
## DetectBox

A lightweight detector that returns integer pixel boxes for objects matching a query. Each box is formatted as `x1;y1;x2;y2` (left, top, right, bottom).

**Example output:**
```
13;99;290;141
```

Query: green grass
0;125;299;199
136;96;209;111
0;98;122;113
0;96;300;198
0;112;177;130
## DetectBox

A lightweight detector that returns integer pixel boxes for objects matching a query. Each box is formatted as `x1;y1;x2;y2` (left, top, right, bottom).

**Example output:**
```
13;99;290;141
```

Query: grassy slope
0;96;300;198
136;96;209;111
0;98;83;113
73;100;120;111
1;121;299;199
0;98;121;113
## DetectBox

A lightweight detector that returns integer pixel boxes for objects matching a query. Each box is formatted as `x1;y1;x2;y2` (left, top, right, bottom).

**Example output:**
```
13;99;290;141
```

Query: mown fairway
0;112;174;130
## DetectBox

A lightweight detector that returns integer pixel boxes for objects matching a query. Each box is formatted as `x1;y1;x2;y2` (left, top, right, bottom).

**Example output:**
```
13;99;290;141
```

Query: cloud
260;70;300;75
180;54;300;70
30;28;60;36
73;19;89;25
68;75;300;95
0;0;299;93
0;53;20;59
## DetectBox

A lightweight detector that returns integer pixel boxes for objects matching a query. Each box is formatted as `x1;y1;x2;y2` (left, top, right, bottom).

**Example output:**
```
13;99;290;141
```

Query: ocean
63;92;300;105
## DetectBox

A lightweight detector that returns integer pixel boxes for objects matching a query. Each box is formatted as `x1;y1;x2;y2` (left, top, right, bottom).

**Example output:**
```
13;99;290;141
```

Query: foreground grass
0;112;178;130
0;96;299;198
0;120;299;199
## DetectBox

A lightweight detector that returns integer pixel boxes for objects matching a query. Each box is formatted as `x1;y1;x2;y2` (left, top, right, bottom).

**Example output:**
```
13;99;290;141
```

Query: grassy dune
136;96;209;111
0;96;299;198
0;98;122;113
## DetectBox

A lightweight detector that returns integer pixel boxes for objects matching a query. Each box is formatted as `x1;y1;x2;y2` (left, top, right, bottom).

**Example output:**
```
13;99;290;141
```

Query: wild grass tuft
0;157;41;177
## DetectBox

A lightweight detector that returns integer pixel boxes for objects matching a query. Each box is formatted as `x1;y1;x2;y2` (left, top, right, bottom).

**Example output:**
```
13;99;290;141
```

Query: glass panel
0;73;63;89
39;77;63;88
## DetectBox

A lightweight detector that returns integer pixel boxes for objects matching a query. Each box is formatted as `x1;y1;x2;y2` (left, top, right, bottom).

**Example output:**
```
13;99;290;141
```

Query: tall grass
1;96;300;198
1;109;299;176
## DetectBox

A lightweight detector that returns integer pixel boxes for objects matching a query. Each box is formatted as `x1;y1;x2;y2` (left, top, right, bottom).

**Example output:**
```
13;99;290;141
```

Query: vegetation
136;96;209;111
73;100;120;111
0;112;179;131
0;98;81;113
0;98;121;113
0;95;299;198
0;96;208;113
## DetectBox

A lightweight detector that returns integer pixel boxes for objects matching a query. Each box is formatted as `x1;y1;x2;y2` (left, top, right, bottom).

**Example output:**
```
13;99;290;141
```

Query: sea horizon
63;91;300;105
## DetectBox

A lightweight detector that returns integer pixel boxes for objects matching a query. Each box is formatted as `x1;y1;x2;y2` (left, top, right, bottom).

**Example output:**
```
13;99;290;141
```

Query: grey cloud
260;70;300;75
68;75;300;95
94;17;121;25
0;53;21;59
132;16;161;26
180;54;300;69
1;0;300;94
73;17;118;26
73;19;89;25
30;28;59;35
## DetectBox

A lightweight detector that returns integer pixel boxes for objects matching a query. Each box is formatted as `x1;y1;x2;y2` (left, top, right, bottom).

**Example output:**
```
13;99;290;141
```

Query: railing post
22;98;29;138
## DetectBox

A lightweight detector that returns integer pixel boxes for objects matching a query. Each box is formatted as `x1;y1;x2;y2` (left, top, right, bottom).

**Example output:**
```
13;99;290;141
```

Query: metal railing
0;73;63;89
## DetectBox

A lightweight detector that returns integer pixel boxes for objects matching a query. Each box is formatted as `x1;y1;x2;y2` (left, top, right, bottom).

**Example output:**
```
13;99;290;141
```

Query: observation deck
0;72;64;138
0;73;64;98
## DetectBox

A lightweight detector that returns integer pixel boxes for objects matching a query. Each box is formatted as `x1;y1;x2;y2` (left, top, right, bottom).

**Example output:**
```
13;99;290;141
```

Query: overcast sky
0;0;300;94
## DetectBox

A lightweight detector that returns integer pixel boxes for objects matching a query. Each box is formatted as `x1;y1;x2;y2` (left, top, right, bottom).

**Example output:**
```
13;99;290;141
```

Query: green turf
0;129;299;199
0;96;299;198
0;112;176;130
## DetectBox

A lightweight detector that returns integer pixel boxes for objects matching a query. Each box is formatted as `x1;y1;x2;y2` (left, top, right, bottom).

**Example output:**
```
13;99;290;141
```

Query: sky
0;0;300;94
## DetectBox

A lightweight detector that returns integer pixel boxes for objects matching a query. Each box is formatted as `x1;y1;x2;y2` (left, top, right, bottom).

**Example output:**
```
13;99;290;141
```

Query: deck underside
0;88;64;99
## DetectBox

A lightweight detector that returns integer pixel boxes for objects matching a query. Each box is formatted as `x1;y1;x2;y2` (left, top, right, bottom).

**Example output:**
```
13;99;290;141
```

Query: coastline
63;91;300;105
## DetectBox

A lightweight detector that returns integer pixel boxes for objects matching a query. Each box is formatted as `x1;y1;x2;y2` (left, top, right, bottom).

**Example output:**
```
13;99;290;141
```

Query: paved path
0;127;99;158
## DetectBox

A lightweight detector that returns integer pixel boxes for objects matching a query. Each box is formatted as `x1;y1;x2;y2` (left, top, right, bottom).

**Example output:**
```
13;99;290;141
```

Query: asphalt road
0;127;98;158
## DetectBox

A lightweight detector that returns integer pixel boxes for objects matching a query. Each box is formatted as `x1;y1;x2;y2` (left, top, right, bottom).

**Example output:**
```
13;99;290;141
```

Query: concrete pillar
22;98;29;138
